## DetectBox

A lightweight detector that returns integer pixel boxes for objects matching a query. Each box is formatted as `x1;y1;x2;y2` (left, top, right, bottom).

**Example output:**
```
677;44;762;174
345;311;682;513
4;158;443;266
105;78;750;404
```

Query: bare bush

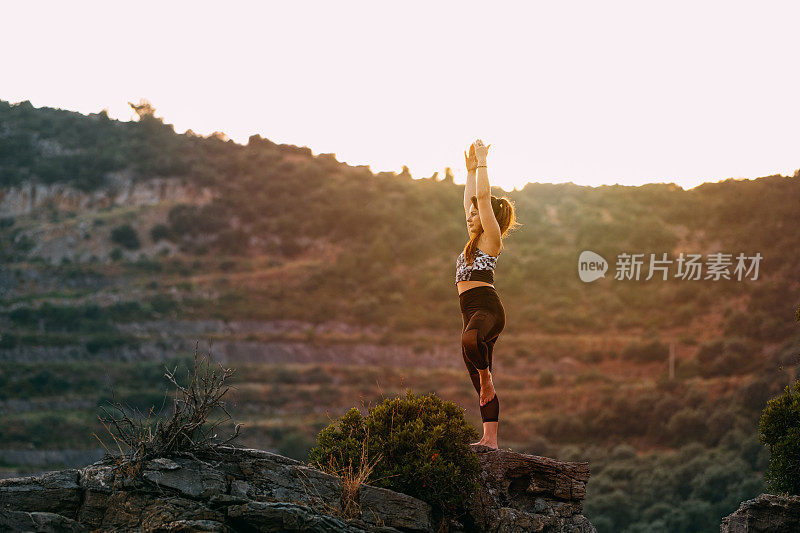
93;340;242;478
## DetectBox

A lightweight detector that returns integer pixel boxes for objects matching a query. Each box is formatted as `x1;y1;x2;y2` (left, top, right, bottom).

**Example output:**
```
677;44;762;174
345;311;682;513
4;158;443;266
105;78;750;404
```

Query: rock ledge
720;492;800;533
0;444;595;532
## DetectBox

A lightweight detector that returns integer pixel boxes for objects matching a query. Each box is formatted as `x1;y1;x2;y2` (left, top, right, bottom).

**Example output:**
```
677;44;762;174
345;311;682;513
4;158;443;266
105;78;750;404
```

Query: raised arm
464;144;478;215
474;139;501;253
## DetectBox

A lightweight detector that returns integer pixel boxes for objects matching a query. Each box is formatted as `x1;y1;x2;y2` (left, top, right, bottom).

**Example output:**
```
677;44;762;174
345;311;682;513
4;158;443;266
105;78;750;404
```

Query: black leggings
459;285;505;423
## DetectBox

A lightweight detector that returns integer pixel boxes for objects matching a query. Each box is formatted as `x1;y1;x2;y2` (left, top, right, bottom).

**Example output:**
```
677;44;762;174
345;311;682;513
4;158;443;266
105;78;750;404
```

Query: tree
128;98;157;121
758;303;800;494
443;167;455;183
758;378;800;494
111;224;141;250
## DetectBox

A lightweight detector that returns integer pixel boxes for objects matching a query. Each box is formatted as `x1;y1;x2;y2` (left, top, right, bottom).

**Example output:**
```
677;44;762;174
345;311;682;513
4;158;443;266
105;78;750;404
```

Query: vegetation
150;223;171;242
310;390;481;529
759;378;800;495
110;223;141;250
2;98;799;335
6;299;178;344
93;344;241;479
581;440;766;532
1;97;799;531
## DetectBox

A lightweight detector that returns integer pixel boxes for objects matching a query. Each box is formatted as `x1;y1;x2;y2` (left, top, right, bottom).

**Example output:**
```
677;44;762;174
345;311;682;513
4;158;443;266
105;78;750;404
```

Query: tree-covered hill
1;97;799;532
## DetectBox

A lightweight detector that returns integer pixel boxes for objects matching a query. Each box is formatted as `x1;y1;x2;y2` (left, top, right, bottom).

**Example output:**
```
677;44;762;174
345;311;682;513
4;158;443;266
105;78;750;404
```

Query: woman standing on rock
457;139;519;449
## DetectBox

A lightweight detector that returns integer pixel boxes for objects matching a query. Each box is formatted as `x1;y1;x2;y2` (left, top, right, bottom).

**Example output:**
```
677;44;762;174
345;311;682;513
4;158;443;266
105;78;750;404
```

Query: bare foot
479;372;496;407
470;439;498;449
481;439;497;450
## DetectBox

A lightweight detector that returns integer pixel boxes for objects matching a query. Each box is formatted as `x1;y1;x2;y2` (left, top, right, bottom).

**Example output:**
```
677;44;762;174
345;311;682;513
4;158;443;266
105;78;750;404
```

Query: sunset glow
2;0;798;190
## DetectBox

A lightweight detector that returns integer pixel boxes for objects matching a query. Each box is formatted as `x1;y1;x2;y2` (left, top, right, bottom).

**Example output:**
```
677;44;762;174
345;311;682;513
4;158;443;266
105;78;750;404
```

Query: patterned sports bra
455;247;501;284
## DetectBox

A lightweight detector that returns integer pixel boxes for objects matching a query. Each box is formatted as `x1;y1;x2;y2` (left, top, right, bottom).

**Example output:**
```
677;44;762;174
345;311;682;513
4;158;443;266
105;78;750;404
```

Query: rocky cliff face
0;174;214;217
0;444;595;532
720;493;800;532
0;175;215;264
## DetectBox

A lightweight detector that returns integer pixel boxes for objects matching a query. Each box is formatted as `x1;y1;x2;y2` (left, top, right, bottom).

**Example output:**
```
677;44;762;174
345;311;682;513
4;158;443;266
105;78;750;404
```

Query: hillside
1;98;799;532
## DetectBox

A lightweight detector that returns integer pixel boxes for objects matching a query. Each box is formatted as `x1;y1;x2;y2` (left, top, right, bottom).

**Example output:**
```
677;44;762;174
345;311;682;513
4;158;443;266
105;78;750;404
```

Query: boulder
720;493;800;533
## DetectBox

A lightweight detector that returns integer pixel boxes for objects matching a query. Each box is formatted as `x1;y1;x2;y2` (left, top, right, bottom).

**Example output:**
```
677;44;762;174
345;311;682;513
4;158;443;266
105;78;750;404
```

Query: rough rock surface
720;493;800;533
0;444;595;532
464;444;596;533
0;175;213;217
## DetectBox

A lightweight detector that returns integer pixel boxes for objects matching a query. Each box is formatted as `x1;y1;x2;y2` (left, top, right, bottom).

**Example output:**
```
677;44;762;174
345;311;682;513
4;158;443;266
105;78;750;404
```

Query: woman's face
467;205;482;235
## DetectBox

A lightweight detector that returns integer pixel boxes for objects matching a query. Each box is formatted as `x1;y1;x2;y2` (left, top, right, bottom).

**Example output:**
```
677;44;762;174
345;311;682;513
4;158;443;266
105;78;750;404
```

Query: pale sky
2;1;799;191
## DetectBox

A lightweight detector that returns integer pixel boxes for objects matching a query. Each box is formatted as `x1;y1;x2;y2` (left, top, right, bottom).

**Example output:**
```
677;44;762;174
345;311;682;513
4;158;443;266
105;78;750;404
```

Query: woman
456;139;518;449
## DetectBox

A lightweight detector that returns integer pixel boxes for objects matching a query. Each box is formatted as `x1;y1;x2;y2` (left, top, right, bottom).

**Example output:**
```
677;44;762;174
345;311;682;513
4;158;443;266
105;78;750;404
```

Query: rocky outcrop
0;446;429;533
0;174;213;217
0;444;595;532
720;493;800;533
467;444;595;533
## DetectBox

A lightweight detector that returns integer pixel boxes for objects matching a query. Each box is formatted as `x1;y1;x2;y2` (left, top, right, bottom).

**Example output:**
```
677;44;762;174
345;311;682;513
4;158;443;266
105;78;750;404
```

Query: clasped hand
464;139;491;172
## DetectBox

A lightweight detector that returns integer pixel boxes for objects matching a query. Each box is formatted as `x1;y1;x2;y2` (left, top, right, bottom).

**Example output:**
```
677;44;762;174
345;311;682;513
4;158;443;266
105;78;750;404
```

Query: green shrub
111;224;141;250
666;408;707;446
309;390;481;524
14;234;34;252
107;301;145;321
27;368;71;394
0;333;17;349
697;338;757;377
758;378;800;494
150;294;179;315
85;334;135;354
724;310;790;342
9;302;111;333
129;257;162;273
150;223;172;242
